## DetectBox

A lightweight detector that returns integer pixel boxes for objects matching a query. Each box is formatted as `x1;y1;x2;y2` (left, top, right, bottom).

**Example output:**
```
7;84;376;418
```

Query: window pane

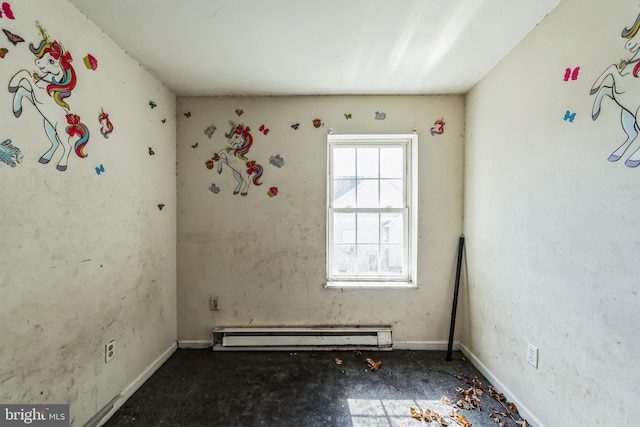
381;213;404;244
333;212;355;244
356;179;379;207
357;245;380;274
357;213;379;244
380;179;403;207
357;147;379;178
333;179;356;207
380;147;403;178
381;244;404;275
333;244;356;275
333;147;355;178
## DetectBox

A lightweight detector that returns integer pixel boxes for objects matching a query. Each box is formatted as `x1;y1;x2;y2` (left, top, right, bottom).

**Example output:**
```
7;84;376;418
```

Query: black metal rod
446;235;465;361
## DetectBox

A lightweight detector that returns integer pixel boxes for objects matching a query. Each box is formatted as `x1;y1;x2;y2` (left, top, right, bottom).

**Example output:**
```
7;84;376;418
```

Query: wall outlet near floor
527;343;538;368
105;339;116;363
210;296;219;311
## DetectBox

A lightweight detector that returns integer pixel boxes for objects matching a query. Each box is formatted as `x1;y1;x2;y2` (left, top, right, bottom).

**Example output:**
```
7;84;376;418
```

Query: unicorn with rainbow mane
213;121;263;196
591;12;640;168
8;23;89;171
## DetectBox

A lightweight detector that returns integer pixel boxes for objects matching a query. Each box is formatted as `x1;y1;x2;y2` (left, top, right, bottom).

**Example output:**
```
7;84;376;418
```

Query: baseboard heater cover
211;326;392;351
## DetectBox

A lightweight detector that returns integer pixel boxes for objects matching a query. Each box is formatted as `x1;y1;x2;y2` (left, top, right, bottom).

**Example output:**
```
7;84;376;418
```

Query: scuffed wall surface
177;95;463;344
465;0;639;425
0;1;177;425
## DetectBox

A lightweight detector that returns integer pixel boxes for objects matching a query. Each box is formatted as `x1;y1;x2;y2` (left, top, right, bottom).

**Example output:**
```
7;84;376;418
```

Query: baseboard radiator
211;326;392;351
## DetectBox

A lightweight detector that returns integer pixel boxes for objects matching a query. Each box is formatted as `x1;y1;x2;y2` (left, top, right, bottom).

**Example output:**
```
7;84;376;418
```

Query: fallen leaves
455;414;472;427
489;385;506;402
454;377;484;411
410;407;449;425
334;358;343;365
366;357;382;371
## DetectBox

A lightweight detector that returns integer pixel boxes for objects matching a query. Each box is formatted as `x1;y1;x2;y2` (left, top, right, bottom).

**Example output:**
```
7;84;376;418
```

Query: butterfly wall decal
344;113;352;119
375;111;386;120
184;112;191;118
157;204;165;210
563;67;580;81
209;183;220;194
235;109;244;116
258;124;270;135
149;101;157;109
0;47;7;58
2;28;22;45
191;142;198;148
269;154;285;168
563;110;576;122
291;123;300;130
204;124;217;138
95;164;105;175
161;118;166;123
312;118;322;128
148;147;155;155
0;3;15;19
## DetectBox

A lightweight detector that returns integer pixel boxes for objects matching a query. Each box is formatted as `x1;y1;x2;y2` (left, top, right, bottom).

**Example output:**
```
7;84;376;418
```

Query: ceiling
67;0;561;97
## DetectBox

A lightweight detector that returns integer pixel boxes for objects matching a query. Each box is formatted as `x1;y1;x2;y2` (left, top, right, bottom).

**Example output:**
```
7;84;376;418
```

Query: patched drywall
177;96;464;345
0;1;177;425
465;0;640;425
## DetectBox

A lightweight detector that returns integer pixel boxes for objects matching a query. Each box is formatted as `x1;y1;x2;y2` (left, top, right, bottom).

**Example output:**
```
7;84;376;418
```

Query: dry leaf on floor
455;414;472;427
366;358;382;371
334;358;343;365
489;385;506;402
507;402;519;414
471;377;484;390
515;420;530;427
410;406;423;421
354;350;363;356
409;407;448;426
440;396;451;404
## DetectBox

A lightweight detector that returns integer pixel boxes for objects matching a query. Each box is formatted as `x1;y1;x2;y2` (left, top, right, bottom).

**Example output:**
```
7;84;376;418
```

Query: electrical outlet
105;339;115;363
210;296;219;311
527;343;538;368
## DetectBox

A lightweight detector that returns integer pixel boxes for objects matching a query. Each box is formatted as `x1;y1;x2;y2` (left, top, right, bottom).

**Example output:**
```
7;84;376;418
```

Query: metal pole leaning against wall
445;235;465;361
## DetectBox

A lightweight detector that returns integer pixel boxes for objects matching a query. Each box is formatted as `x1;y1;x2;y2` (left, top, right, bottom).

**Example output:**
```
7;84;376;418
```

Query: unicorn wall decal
591;12;640;168
7;23;89;171
212;121;263;196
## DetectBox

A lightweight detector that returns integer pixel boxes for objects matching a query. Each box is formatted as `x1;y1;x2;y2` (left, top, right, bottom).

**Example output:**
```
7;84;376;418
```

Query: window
326;134;418;288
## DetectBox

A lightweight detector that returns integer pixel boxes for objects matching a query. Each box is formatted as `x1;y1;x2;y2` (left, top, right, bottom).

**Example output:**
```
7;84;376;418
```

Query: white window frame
326;134;418;289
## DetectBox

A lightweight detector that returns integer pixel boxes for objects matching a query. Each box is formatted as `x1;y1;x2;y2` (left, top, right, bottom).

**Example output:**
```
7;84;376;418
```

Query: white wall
177;96;464;346
464;0;640;425
0;1;177;425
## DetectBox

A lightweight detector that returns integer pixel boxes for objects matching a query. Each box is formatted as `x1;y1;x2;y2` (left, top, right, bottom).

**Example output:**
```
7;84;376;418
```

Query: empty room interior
1;0;638;426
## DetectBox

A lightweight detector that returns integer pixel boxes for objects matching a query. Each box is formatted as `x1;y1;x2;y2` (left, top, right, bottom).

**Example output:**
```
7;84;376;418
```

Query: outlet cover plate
105;339;115;363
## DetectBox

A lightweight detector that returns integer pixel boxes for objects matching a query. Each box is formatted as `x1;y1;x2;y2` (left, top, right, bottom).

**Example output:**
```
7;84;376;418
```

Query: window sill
325;281;418;290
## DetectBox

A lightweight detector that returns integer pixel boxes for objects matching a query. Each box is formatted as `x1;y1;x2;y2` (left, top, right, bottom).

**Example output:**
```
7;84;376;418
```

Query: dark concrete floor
105;349;528;427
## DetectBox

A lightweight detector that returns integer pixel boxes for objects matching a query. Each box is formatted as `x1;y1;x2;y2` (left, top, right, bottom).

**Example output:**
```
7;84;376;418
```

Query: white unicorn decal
7;23;89;171
591;12;640;168
211;122;263;196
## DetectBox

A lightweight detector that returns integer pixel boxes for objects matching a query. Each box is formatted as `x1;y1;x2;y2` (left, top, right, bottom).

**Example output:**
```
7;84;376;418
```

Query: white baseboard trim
460;344;544;427
178;340;212;349
96;342;177;427
393;341;460;351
